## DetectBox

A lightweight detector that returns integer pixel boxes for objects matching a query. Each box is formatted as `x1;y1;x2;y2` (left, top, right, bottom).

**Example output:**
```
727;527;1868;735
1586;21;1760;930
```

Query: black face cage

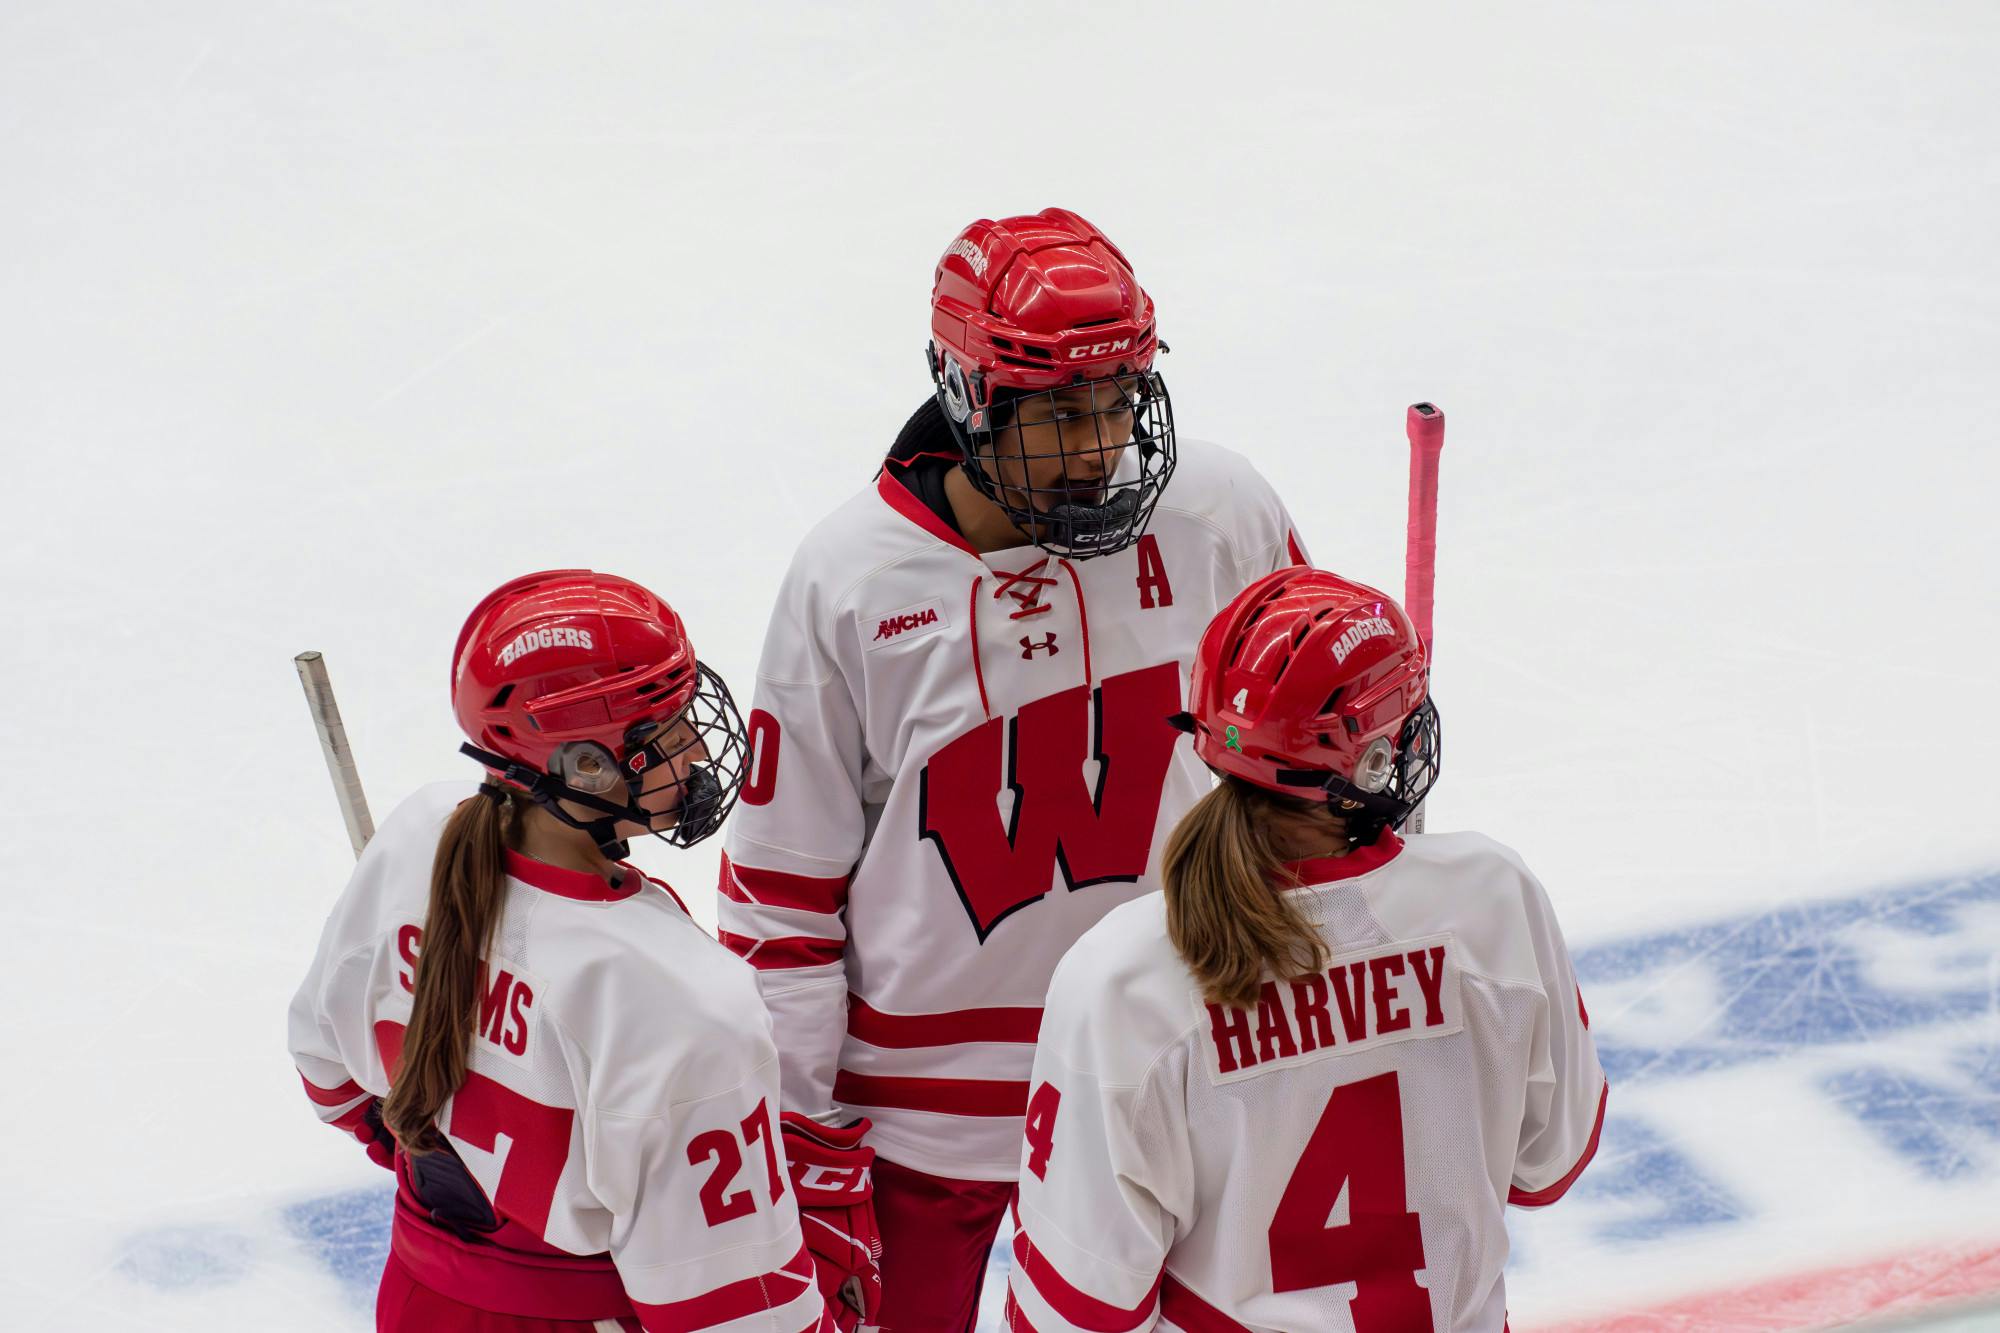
622;661;751;850
460;662;751;859
1387;697;1442;819
930;351;1178;558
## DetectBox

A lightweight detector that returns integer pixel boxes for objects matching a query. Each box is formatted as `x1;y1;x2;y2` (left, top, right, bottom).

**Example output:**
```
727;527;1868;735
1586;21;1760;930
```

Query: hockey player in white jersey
288;570;879;1333
718;209;1311;1329
1005;567;1607;1333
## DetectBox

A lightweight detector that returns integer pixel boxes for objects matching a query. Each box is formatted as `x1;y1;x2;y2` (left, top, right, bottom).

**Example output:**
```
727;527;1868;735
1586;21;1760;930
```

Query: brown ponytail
1164;778;1342;1010
383;791;517;1153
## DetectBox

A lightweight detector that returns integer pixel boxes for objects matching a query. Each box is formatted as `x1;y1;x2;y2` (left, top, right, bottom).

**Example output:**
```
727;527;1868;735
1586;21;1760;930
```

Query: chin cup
1040;487;1141;554
674;766;726;844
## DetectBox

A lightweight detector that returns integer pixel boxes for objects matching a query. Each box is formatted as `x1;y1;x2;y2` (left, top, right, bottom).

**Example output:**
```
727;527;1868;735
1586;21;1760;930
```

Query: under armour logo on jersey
1020;633;1059;659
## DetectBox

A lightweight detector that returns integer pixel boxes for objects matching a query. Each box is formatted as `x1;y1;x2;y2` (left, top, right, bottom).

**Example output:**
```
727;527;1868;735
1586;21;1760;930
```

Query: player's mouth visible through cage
949;369;1178;558
624;662;750;849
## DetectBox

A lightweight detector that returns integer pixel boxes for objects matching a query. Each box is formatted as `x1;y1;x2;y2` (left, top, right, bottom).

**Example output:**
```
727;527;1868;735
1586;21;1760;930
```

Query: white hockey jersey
1005;831;1607;1333
289;782;833;1333
720;437;1307;1179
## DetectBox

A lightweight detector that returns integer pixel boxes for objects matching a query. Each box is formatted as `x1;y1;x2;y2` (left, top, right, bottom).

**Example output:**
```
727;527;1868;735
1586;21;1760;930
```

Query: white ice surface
3;3;1997;1329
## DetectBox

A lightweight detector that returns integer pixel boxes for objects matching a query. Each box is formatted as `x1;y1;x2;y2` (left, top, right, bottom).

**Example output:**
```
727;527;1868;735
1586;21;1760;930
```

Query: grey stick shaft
295;651;375;859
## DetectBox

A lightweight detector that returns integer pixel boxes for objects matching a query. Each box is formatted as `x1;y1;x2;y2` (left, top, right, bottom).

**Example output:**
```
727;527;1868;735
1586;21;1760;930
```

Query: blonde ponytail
1164;778;1334;1009
383;791;517;1153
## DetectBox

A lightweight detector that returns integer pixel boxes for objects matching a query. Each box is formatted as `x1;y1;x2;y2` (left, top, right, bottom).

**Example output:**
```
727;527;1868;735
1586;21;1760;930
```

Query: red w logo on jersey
917;661;1183;941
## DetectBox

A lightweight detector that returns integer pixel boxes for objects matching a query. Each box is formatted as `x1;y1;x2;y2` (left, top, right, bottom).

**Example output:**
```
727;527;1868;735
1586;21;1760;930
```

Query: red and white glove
781;1112;882;1332
332;1096;396;1170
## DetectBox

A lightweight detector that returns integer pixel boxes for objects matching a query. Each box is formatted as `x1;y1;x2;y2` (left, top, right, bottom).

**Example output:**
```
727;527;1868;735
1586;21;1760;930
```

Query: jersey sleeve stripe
719;854;851;916
1509;1079;1609;1208
1003;1288;1044;1331
1159;1274;1254;1333
847;996;1043;1048
325;1095;378;1135
1010;1223;1162;1332
831;1070;1029;1118
629;1241;816;1331
718;931;845;971
299;1071;365;1107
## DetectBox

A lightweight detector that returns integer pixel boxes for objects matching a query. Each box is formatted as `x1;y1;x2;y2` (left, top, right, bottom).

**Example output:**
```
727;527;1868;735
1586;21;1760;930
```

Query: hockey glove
780;1112;882;1331
345;1097;396;1170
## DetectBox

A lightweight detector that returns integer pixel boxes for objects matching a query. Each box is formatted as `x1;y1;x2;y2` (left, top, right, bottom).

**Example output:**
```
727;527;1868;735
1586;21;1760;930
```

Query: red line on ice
1536;1239;2000;1331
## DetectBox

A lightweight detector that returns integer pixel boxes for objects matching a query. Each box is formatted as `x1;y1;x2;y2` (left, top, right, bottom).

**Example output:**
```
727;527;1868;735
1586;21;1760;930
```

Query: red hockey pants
376;1252;643;1333
872;1155;1017;1333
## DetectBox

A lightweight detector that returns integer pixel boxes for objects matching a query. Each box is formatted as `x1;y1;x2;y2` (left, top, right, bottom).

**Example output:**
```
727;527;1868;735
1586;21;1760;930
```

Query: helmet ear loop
549;741;623;797
458;741;634;858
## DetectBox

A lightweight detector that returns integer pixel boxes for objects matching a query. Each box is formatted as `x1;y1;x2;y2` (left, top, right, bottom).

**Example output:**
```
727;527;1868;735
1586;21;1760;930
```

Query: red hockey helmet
927;208;1176;557
930;207;1160;398
451;570;748;851
1178;567;1440;832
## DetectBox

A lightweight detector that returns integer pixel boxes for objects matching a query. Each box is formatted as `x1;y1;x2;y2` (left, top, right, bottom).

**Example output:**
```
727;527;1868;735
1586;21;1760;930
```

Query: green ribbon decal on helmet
1225;724;1243;752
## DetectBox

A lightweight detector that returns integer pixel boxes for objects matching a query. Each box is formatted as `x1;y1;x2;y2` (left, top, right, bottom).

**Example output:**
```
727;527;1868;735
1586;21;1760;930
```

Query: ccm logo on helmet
1330;616;1396;665
946;238;988;278
497;626;595;667
1068;338;1132;360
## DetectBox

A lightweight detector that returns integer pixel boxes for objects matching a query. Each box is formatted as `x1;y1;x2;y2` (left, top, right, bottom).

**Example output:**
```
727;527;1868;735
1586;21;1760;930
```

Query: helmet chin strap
459;742;636;860
1271;768;1413;842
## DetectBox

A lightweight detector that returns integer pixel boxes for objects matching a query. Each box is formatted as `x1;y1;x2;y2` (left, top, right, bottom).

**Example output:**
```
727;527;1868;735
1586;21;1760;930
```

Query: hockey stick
1403;402;1445;835
295;651;375;858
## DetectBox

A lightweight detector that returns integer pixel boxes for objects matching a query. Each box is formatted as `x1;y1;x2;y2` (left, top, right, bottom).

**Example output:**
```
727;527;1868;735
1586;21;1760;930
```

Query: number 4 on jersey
1024;1082;1061;1180
1270;1071;1434;1331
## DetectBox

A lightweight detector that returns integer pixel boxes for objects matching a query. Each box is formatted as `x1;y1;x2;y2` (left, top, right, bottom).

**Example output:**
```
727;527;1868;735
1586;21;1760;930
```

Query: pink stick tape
1404;402;1446;651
